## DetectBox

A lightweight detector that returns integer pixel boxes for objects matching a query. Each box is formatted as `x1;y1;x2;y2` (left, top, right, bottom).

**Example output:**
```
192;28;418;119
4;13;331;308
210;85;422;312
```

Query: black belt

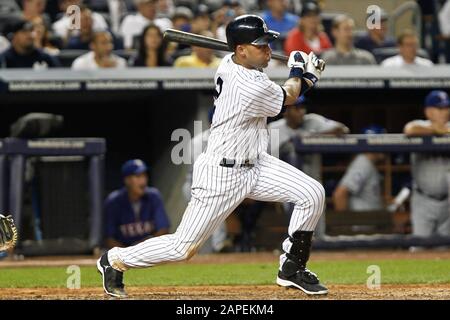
415;187;448;201
219;158;255;168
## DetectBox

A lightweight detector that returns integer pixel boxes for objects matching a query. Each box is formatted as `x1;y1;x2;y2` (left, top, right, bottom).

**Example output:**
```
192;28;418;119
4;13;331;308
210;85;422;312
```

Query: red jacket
284;28;332;55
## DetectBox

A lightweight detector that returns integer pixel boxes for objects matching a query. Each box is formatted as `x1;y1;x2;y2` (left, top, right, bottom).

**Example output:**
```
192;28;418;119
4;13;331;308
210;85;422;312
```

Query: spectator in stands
170;6;193;32
381;29;433;67
321;15;376;65
71;31;126;69
0;18;61;68
129;24;170;66
261;0;299;36
53;0;108;42
65;5;95;50
403;90;450;238
31;16;60;56
65;5;123;50
173;30;221;67
156;0;175;19
354;9;395;54
21;0;50;27
332;125;386;212
283;1;332;56
268;96;348;238
120;0;172;50
190;4;211;34
213;0;246;42
104;159;170;249
0;36;10;54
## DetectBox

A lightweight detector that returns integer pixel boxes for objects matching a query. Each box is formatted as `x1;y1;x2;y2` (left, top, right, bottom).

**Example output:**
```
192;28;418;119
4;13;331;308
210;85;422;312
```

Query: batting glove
287;51;308;79
299;52;325;96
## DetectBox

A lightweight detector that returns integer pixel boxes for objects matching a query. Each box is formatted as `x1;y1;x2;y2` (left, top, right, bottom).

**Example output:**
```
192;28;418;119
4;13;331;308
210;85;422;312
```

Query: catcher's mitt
0;214;18;251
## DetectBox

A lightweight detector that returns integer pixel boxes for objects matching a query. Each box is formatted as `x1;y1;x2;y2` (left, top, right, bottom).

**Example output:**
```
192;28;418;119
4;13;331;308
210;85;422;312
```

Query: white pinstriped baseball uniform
108;53;326;271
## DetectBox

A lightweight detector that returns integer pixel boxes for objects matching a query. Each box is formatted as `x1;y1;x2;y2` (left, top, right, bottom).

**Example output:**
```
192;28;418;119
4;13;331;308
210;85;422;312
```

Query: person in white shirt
120;0;172;49
53;0;108;41
72;31;126;70
381;29;433;67
0;36;10;54
439;0;450;37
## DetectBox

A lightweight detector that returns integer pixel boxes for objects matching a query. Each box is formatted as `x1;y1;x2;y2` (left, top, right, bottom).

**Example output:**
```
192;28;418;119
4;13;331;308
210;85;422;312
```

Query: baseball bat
163;29;325;71
163;29;288;62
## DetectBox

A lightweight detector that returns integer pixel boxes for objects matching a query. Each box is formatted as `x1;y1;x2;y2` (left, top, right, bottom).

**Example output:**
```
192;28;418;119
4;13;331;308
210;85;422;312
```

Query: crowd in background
0;0;449;69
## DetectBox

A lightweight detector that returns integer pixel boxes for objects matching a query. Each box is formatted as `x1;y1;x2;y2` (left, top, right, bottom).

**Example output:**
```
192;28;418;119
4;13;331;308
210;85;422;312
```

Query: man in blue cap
103;159;170;249
404;90;450;238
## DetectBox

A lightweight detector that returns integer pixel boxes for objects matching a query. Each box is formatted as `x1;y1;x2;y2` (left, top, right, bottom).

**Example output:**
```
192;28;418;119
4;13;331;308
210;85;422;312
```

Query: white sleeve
241;73;285;118
439;1;450;36
71;57;84;70
154;18;172;32
120;16;133;49
306;114;342;133
339;157;371;194
52;18;68;39
93;12;108;31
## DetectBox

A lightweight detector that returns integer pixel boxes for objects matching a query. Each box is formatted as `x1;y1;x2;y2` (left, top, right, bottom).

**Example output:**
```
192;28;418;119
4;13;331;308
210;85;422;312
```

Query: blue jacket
104;187;170;246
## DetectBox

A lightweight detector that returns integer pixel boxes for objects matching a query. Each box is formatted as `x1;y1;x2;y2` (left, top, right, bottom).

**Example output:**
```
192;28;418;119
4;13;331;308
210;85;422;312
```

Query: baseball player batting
97;14;327;297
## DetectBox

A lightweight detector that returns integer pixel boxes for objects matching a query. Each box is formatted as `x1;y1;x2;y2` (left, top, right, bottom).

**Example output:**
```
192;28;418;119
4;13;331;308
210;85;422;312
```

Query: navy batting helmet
225;14;279;51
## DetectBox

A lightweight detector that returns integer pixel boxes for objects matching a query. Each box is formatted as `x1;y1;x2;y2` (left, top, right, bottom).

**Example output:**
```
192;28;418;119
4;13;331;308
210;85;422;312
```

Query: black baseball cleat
97;252;127;298
276;269;328;295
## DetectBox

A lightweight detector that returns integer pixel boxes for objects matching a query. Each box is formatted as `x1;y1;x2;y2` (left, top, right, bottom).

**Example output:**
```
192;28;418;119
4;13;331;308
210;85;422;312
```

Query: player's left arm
283;51;324;106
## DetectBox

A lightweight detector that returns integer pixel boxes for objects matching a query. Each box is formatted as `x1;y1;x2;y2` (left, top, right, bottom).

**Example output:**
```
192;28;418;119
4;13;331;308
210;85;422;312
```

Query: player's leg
436;203;450;237
98;154;252;297
248;152;327;295
410;192;437;237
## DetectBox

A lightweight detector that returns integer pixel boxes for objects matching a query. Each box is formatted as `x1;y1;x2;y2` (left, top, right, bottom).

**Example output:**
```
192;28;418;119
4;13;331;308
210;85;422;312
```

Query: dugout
0;66;449;252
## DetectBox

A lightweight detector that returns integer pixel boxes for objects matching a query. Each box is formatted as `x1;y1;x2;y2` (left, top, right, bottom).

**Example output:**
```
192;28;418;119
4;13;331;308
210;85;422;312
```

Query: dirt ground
1;250;450;300
1;284;450;300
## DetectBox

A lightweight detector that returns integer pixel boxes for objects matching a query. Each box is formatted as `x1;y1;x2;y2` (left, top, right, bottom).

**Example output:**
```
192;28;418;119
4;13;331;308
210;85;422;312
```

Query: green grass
0;259;449;288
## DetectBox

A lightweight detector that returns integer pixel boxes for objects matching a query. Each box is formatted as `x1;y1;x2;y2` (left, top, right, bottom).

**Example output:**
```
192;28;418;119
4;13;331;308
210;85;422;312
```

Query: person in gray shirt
332;125;386;212
403;90;450;237
269;96;349;238
321;14;376;66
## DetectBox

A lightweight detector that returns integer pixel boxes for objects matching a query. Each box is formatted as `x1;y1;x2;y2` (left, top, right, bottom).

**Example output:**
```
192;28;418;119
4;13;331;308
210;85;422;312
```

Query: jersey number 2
213;77;223;99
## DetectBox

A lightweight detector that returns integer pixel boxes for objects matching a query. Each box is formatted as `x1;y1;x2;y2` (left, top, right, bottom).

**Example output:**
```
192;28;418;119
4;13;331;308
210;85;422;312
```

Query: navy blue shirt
354;33;396;54
104;187;170;246
0;47;61;68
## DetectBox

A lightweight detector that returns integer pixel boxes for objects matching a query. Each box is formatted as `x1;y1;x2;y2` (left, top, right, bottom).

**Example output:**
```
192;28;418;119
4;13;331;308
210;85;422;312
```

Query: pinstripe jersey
206;53;285;162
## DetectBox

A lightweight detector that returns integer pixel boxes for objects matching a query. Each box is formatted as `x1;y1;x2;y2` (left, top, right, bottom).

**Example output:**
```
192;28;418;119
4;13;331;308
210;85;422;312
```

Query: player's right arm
282;51;323;106
404;120;450;136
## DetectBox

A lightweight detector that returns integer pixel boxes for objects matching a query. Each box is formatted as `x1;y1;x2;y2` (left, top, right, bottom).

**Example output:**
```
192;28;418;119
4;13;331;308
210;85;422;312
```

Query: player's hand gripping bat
163;29;326;72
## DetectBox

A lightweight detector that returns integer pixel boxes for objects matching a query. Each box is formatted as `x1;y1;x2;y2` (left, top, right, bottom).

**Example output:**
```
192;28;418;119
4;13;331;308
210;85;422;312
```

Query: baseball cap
121;159;148;177
4;18;34;39
424;90;450;109
172;6;193;20
300;1;321;17
361;125;386;135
